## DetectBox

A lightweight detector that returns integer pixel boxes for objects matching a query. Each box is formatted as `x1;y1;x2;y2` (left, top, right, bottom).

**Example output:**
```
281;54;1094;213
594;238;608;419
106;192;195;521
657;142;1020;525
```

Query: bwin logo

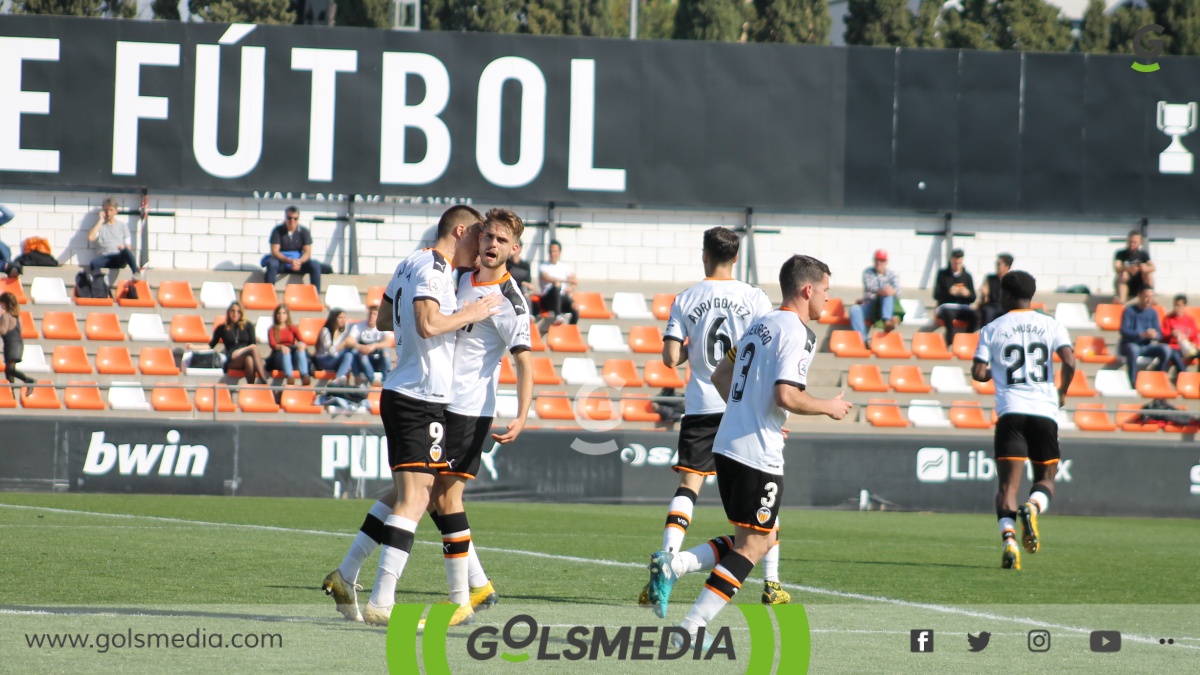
83;431;208;476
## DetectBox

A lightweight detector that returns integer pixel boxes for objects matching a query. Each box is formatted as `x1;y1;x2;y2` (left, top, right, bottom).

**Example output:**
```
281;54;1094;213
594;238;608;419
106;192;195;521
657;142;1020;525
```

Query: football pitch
0;493;1196;674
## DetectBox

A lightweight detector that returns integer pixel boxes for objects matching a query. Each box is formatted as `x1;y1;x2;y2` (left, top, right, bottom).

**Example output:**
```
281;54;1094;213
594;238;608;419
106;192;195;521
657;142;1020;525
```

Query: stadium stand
158;281;199;309
31;277;71;305
611;292;652;320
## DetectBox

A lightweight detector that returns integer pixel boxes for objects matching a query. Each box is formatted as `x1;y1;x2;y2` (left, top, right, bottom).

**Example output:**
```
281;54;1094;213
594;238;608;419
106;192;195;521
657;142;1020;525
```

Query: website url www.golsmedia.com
25;629;283;653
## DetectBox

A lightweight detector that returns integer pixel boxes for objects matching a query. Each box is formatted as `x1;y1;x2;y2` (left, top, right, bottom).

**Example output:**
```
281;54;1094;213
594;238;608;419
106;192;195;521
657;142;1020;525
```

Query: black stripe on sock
442;537;471;557
717;551;754;583
1030;485;1052;502
438;511;469;536
380;525;415;553
997;509;1017;521
360;513;386;544
665;513;690;530
673;486;698;503
711;535;734;559
428;511;444;530
704;571;739;600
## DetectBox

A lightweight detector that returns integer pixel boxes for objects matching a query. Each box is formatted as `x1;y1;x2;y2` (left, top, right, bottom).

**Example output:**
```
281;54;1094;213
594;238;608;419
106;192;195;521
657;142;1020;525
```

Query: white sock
682;587;729;635
662;490;696;552
467;542;489;589
442;522;471;607
367;515;417;608
682;555;751;634
673;535;731;576
338;500;391;583
762;542;780;583
1028;491;1050;515
999;517;1016;541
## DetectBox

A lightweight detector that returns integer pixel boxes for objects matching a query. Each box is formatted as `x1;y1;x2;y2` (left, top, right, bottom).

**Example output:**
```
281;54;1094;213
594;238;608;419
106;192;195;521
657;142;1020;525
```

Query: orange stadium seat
0;385;15;408
42;311;82;340
871;331;912;359
546;325;587;352
581;393;615;422
949;401;993;429
170;315;210;343
1093;304;1124;331
1074;335;1117;364
573;292;613;319
1135;371;1177;399
151;385;193;412
1185;306;1200;329
529;322;546;352
621;396;661;422
297;317;324;346
195;385;236;413
1176;372;1200;400
819;298;849;325
281;389;324;414
284;284;324;312
157;281;199;308
628;326;665;354
366;286;386;308
889;365;932;393
535;392;575;420
1116;404;1161;432
238;385;280;413
531;357;562;385
241;283;278;311
116;280;155;308
19;310;37;339
847;364;888;392
1074;403;1117;432
51;345;92;374
21;381;60;410
0;277;27;304
85;312;125;341
952;333;979;361
830;330;872;358
1058;369;1097;397
95;347;137;375
865;399;908;427
499;357;517;385
367;387;381;415
912;333;953;360
652;294;675;321
139;347;180;376
603;359;644;388
64;381;105;410
972;377;995;395
644;361;686;389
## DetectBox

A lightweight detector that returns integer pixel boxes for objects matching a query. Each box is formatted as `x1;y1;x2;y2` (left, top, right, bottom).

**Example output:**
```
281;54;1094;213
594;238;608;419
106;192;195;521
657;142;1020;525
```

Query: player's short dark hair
1000;270;1036;301
436;205;484;240
285;205;300;217
549;239;562;251
485;208;524;241
779;255;831;300
1128;229;1142;238
703;227;740;265
997;253;1014;268
1174;294;1187;305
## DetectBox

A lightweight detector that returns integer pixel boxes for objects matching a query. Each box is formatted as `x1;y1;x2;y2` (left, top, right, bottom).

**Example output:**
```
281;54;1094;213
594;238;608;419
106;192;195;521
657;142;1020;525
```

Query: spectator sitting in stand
267;304;312;387
538;239;578;326
87;197;147;283
191;301;269;384
506;241;536;312
263;206;322;292
0;204;19;277
933;248;979;343
347;304;392;385
848;249;902;342
314;307;357;387
1114;229;1155;304
1118;287;1172;385
1161;294;1198;378
977;253;1013;327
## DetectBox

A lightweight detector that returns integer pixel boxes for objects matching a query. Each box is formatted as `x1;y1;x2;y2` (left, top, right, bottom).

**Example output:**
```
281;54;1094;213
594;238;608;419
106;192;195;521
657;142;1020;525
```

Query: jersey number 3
1003;342;1050;386
730;343;756;402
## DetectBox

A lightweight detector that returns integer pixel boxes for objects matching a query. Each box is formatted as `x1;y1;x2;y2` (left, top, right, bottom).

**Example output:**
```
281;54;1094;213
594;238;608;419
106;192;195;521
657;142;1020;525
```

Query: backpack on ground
75;270;110;299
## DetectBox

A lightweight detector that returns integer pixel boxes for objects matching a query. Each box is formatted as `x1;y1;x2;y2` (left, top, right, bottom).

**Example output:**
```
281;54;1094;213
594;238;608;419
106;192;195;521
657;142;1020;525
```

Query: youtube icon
1090;631;1122;653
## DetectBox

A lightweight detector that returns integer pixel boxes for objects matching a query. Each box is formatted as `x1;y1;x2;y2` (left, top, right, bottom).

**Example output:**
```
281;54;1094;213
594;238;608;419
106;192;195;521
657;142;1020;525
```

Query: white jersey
664;279;773;415
714;309;816;475
449;271;531;417
382;248;458;403
974;309;1071;421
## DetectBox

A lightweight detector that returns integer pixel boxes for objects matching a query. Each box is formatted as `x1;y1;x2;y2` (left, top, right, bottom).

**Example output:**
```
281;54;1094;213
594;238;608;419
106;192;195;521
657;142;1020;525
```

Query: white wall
2;188;1198;297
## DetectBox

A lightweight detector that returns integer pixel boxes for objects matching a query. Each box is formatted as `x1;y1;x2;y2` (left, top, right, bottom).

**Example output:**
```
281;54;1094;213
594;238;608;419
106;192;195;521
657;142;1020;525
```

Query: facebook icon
911;629;935;652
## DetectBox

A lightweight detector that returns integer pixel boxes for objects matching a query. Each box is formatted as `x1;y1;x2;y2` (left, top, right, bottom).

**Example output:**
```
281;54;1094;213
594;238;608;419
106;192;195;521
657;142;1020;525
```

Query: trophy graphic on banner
1157;101;1197;174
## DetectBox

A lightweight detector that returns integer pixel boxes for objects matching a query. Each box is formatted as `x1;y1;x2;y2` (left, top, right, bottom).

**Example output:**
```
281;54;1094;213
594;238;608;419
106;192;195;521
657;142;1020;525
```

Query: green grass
0;493;1196;674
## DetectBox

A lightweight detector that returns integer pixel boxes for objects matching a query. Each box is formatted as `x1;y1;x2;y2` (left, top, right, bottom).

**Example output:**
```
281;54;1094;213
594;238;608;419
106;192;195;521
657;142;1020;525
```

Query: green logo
386;603;810;674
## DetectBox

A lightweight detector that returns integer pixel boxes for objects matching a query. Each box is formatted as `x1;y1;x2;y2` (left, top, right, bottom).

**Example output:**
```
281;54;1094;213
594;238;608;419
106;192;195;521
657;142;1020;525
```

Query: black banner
3;16;1200;216
64;421;236;495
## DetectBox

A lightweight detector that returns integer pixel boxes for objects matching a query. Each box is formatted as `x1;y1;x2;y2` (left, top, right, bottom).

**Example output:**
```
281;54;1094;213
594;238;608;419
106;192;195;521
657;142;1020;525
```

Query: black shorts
674;413;723;476
440;411;494;480
381;390;449;474
995;413;1061;465
714;454;782;533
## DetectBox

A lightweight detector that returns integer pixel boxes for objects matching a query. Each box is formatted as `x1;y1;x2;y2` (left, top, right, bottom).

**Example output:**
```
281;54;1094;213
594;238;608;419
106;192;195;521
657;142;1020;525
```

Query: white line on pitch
1;503;1195;651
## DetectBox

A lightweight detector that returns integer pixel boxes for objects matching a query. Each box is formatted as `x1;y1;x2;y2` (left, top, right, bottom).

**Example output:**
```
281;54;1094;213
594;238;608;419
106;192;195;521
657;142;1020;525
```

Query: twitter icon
967;632;992;652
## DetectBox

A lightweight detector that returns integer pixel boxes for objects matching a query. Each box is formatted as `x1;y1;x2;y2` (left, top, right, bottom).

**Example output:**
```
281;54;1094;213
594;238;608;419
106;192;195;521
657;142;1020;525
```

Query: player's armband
725;347;738;364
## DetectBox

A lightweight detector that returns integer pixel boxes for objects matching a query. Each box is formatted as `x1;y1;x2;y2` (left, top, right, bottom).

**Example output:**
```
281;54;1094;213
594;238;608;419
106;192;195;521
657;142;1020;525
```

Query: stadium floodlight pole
630;0;637;39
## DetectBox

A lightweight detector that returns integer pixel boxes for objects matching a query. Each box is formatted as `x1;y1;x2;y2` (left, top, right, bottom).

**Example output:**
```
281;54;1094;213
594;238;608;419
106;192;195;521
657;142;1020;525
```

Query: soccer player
320;206;500;624
639;227;780;609
432;208;534;620
650;255;852;645
971;271;1074;571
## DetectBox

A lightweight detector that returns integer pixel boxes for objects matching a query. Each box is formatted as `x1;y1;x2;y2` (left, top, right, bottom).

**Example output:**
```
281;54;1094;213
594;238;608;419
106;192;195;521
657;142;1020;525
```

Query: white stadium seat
611;292;653;320
16;344;50;373
900;299;929;326
200;281;237;310
1093;370;1138;398
1057;409;1077;431
930;365;973;394
560;357;603;386
325;285;365;312
495;390;519;419
127;313;169;342
108;381;152;411
1055;303;1093;330
587;325;630;353
907;399;952;428
255;316;273;345
31;277;71;305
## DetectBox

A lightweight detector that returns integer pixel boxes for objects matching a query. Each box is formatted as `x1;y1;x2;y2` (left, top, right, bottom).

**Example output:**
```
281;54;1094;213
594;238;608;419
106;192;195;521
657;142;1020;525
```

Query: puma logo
479;442;501;481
